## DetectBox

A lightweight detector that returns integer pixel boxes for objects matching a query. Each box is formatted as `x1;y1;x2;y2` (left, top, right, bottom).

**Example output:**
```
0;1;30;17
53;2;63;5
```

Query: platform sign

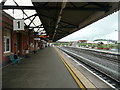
13;19;24;30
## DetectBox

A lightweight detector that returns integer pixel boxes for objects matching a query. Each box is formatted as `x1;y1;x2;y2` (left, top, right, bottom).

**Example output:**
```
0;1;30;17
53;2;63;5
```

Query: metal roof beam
57;28;69;34
1;0;7;5
30;25;77;28
69;2;77;8
37;24;43;32
38;13;78;27
30;26;44;28
61;24;77;28
13;0;36;27
89;2;109;8
2;5;109;11
89;2;111;12
24;14;37;20
42;2;49;7
52;1;67;41
79;3;90;8
28;15;36;27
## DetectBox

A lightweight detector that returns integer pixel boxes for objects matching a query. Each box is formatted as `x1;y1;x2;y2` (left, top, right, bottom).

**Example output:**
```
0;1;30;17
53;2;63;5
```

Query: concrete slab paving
2;47;79;88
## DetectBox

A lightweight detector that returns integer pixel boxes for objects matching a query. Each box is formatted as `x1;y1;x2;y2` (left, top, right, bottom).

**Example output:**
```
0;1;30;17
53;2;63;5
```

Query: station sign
39;35;49;38
13;19;24;31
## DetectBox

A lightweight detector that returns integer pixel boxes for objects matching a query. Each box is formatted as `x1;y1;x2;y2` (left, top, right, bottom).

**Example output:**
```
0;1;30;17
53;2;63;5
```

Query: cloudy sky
59;11;118;41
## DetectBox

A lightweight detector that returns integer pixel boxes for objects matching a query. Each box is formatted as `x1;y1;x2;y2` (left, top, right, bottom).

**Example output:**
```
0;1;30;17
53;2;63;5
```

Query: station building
1;11;43;66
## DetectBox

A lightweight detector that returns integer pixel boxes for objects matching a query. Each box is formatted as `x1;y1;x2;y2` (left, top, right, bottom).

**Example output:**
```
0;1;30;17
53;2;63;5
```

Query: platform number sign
13;19;24;30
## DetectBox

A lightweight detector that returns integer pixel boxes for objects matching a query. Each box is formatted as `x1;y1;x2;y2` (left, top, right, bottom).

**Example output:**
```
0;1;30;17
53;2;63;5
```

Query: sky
59;11;118;41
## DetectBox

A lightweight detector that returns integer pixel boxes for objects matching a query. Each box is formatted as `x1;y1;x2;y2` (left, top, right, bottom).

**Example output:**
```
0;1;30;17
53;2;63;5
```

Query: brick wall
1;11;41;66
2;12;13;66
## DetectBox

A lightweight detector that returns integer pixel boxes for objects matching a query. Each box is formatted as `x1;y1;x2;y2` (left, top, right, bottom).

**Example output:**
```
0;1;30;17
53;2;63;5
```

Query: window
4;30;11;53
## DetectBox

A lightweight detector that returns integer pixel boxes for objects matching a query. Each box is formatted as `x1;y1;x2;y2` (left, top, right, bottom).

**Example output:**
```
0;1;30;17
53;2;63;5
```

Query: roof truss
2;5;111;12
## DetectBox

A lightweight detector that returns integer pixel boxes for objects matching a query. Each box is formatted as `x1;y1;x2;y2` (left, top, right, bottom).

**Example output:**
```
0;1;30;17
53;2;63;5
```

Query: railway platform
2;47;80;88
2;46;115;89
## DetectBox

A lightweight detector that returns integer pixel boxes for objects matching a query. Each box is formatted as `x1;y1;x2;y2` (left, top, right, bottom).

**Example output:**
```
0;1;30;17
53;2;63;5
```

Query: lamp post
118;30;120;43
114;30;119;43
118;30;120;52
115;30;120;52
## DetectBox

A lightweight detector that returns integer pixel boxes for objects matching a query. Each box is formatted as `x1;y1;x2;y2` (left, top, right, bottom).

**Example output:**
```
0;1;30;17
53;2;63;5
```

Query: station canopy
1;0;119;42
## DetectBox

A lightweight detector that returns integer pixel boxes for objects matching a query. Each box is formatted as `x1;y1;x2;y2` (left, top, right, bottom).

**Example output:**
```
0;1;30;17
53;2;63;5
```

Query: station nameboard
13;19;24;30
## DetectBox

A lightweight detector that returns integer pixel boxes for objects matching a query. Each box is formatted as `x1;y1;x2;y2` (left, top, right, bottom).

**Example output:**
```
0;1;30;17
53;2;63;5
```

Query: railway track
64;47;119;62
57;46;120;89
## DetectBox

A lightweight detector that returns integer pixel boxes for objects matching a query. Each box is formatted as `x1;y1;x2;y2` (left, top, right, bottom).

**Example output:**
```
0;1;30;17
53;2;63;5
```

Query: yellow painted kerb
54;47;86;90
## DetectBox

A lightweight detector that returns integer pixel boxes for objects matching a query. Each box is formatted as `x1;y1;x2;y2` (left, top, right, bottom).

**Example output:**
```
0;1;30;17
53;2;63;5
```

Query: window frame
4;32;11;54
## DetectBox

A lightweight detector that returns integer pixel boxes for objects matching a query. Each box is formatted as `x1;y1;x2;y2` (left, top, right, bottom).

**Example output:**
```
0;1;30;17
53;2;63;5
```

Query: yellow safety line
54;47;86;90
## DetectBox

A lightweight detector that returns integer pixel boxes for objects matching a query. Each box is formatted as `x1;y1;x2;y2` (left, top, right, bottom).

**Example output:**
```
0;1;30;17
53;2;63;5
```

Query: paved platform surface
2;47;79;88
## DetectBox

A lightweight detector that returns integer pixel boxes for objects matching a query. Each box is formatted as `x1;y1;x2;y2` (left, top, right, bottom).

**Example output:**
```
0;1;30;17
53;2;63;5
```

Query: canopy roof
2;1;119;42
32;2;119;41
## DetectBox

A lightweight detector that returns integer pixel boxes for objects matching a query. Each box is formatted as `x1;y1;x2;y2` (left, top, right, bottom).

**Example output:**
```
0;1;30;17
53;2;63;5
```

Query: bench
9;55;21;64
